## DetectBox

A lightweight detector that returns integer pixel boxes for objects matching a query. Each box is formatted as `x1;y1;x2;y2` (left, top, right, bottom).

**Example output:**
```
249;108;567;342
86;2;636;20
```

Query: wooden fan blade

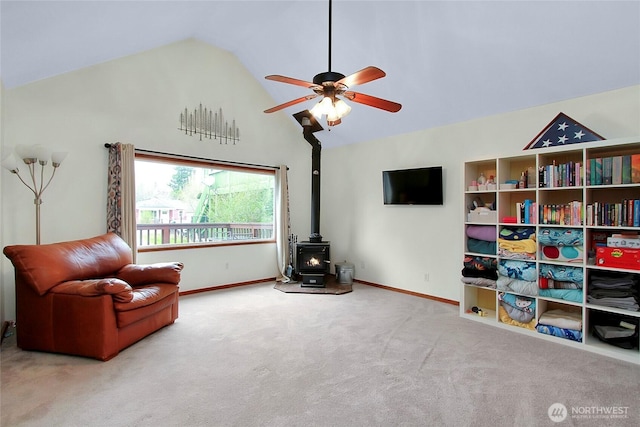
265;75;321;89
264;94;319;113
337;66;386;88
343;91;402;113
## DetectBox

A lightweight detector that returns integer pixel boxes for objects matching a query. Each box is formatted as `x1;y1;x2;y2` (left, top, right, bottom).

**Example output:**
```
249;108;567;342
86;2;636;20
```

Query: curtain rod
104;143;287;170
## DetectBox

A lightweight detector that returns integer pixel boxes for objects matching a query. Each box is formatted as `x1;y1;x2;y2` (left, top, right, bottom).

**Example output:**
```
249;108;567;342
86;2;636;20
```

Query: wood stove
296;241;331;287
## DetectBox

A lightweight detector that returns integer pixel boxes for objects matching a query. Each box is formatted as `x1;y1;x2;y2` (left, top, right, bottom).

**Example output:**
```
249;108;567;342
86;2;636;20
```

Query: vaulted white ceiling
2;1;639;148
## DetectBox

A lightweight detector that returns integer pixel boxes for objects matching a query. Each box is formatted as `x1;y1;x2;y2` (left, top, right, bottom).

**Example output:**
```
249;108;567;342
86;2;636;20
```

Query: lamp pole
2;145;67;244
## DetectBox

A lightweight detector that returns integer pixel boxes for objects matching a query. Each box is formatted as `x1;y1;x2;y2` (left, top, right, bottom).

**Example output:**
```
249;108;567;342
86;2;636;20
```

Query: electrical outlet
225;262;229;270
424;273;430;282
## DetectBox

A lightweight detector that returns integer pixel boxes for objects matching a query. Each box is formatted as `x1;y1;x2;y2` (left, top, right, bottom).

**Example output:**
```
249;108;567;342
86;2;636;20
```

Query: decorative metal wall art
179;104;240;144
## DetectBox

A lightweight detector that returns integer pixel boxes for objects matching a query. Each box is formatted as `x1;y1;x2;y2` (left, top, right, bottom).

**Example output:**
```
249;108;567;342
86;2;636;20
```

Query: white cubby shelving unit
461;137;640;364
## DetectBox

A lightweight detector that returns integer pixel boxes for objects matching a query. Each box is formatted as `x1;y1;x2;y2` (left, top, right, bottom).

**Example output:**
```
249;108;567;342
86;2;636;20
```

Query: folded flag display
524;112;604;150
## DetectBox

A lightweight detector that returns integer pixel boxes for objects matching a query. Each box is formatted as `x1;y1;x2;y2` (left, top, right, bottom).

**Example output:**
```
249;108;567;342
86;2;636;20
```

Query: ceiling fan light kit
263;0;401;127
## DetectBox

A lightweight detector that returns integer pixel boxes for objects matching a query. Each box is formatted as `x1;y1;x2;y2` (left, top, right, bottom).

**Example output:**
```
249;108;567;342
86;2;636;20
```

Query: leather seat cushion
114;283;178;328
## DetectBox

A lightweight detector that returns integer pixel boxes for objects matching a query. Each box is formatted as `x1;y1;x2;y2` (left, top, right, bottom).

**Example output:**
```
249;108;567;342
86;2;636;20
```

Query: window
135;154;275;249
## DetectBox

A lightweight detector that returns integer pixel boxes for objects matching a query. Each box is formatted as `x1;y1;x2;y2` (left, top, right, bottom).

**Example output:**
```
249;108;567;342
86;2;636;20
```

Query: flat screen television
382;166;444;205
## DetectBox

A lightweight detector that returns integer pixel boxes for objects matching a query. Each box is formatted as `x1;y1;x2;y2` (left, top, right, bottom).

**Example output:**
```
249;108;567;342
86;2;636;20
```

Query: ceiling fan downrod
328;0;332;73
312;0;345;85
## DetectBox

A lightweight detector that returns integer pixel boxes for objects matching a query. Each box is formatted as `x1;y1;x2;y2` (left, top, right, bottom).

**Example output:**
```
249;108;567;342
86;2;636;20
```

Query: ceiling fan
263;0;402;127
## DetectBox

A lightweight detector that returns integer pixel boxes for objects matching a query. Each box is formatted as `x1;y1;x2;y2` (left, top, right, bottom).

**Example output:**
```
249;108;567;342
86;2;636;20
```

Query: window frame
135;153;277;252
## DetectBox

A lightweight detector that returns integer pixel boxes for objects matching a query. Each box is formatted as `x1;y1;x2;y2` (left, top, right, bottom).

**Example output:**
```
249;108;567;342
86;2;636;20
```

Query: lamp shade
51;151;68;166
35;145;52;164
15;144;37;161
1;153;19;172
334;99;351;118
310;96;334;119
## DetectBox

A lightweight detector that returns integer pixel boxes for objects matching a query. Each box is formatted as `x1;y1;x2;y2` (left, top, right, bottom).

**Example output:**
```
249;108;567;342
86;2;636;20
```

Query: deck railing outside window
137;223;273;246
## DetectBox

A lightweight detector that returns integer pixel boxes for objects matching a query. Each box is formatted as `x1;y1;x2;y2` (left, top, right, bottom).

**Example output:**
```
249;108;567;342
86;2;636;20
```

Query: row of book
538;161;582;188
539;202;583;226
515;200;537;224
587;155;640;186
515;200;583;225
585;200;640;227
516;200;584;225
513;200;640;226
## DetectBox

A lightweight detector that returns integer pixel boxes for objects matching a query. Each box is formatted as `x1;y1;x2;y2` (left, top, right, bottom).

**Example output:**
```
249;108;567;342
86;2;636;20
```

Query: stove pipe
303;126;322;243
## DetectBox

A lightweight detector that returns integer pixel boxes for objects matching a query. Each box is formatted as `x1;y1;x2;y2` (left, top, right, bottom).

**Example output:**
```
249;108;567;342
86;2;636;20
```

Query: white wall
321;86;640;302
1;39;313;321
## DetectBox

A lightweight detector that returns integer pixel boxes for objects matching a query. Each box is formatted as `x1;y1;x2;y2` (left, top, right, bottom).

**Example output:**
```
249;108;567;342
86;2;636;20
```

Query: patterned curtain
275;165;291;282
107;143;138;262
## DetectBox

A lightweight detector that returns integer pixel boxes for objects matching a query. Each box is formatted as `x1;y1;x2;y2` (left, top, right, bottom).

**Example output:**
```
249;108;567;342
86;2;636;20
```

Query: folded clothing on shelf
499;260;537;282
460;276;496;288
538;228;584;246
538;288;583;303
539;277;582;289
466;225;497;241
539;264;583;284
500;227;536;240
498;305;536;330
499;292;536;324
467;238;496;255
536;324;582;342
540;245;584;263
590;312;639;350
497;276;538;296
538;308;582;331
462;255;498;280
499;238;537;255
587;273;639;311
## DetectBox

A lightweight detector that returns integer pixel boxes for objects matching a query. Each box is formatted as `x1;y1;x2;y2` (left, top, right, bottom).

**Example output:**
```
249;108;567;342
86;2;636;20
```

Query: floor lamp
2;144;68;245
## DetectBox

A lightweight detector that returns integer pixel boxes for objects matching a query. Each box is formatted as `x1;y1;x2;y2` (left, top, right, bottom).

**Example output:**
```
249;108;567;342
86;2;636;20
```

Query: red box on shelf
596;247;640;270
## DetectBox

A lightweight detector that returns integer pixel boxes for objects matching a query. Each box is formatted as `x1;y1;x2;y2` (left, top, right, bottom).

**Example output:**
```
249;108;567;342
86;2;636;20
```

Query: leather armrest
116;262;183;287
50;278;134;303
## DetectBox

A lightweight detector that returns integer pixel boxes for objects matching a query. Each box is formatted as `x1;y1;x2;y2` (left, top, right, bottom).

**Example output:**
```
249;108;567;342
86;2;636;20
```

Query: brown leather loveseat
3;232;183;361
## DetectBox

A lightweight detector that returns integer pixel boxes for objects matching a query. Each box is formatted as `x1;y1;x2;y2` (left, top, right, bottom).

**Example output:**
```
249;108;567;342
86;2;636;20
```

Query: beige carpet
2;282;639;426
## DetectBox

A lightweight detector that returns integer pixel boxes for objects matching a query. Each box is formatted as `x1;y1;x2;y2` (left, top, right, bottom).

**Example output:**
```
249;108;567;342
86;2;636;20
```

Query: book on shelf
612;156;623;185
622;155;632;184
586;160;590;186
602;157;613;185
538;167;544;188
590;158;603;185
632;154;640;184
586;199;640;227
